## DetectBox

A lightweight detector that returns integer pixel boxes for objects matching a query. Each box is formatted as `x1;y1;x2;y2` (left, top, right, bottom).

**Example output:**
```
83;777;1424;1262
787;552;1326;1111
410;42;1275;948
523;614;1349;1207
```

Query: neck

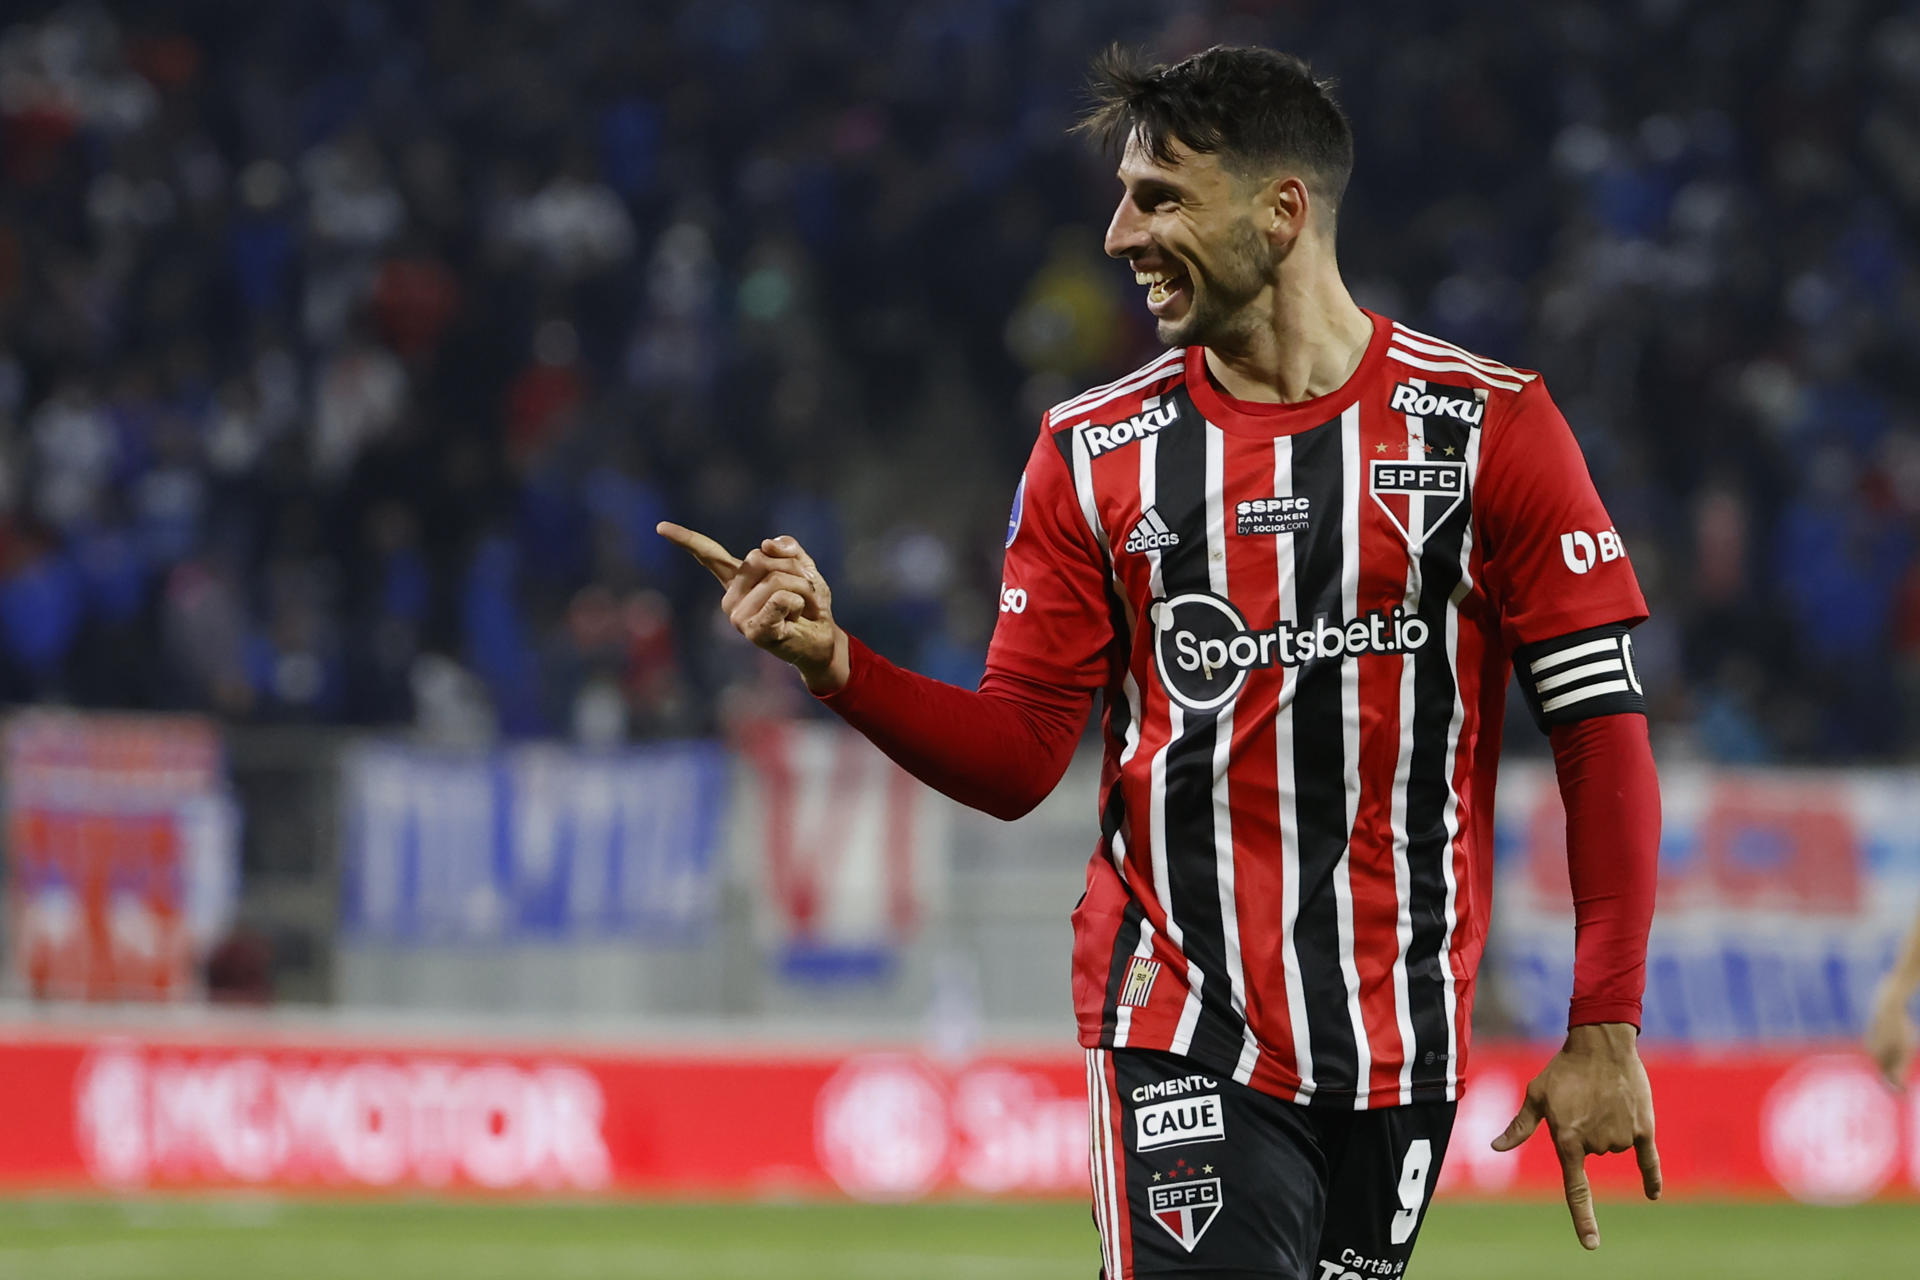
1201;259;1373;405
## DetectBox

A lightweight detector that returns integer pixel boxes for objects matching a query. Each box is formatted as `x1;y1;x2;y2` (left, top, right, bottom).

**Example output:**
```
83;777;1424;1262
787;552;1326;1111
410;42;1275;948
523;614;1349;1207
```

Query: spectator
0;0;1909;761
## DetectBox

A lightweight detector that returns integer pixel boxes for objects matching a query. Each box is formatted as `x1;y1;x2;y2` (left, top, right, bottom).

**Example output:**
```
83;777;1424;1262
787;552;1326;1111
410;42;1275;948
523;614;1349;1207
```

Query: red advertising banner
0;1025;1915;1203
3;713;238;1002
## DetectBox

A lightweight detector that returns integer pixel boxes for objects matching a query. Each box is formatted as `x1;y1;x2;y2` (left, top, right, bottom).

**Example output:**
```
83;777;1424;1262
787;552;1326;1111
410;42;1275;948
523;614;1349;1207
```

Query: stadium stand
0;0;1915;760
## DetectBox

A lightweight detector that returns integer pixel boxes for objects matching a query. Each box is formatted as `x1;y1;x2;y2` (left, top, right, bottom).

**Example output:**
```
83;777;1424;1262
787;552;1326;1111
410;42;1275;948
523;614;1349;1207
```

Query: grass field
2;1197;1916;1279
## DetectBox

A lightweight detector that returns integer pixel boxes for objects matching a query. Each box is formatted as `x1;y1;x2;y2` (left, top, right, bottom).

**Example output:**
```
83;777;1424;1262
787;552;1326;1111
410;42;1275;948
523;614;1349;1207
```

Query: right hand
655;523;850;693
1866;979;1918;1089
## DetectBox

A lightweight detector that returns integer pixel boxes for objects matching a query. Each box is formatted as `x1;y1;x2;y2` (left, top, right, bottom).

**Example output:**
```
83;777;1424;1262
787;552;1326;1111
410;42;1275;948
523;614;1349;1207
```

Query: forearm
1553;713;1661;1029
816;633;1091;820
1881;906;1920;1003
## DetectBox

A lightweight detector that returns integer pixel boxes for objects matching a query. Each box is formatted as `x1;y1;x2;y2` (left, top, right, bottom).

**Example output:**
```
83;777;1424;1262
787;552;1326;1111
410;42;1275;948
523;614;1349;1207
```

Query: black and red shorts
1086;1047;1457;1279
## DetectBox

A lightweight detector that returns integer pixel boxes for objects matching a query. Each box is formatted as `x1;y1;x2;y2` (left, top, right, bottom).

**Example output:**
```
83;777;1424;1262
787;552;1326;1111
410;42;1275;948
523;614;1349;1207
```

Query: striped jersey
988;311;1646;1109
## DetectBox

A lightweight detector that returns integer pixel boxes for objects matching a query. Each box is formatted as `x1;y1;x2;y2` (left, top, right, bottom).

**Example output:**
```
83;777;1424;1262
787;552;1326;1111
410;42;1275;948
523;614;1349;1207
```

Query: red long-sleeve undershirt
1549;711;1661;1029
818;635;1090;820
819;633;1659;1028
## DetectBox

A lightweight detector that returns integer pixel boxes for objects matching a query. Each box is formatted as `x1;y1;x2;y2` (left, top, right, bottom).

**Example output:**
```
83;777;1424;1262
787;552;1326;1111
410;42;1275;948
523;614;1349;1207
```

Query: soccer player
662;44;1661;1279
1866;899;1920;1088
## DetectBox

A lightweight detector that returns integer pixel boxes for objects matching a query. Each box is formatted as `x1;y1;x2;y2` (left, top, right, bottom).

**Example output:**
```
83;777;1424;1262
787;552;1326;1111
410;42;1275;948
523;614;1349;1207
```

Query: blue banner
340;740;727;943
1486;764;1920;1043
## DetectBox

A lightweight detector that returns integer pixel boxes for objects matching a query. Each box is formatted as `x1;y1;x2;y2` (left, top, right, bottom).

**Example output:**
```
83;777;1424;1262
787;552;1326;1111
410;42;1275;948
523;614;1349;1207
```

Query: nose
1105;196;1148;260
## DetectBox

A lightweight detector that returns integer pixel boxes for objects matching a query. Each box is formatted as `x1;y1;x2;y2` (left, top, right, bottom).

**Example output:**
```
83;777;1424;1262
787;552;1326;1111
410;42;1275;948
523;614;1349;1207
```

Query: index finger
1635;1131;1663;1200
657;522;741;585
1556;1142;1600;1250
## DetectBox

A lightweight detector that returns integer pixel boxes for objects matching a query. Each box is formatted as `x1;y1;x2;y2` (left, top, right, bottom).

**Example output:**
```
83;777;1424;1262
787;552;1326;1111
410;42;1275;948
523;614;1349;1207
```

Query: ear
1259;175;1313;245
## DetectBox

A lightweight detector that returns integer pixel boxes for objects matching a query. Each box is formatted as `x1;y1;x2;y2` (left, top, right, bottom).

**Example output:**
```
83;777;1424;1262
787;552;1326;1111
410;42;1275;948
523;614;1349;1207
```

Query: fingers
1635;1131;1663;1200
1556;1142;1600;1250
656;522;741;585
729;571;823;630
1865;1012;1915;1090
743;589;808;642
1877;1039;1914;1092
1491;1093;1543;1152
762;534;819;576
726;547;827;613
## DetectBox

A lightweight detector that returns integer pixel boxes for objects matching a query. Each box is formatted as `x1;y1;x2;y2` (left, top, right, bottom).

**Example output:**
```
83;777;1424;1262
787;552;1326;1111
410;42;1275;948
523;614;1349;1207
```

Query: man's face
1103;135;1279;350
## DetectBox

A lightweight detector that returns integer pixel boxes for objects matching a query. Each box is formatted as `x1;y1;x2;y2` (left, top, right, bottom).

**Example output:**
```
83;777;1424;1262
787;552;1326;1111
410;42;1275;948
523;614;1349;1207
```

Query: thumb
1491;1093;1543;1152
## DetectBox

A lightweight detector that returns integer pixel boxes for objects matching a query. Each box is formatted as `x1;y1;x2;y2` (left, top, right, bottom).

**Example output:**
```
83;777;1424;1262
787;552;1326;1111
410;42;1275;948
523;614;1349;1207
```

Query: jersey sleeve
1475;377;1648;650
985;419;1114;692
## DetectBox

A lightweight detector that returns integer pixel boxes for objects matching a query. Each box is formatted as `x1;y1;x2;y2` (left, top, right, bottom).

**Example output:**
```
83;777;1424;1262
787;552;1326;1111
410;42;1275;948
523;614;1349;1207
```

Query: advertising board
0;1026;1912;1204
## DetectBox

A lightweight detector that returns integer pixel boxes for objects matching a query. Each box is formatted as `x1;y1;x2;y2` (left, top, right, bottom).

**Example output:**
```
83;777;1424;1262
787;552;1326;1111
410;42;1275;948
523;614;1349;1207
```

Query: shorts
1086;1047;1457;1279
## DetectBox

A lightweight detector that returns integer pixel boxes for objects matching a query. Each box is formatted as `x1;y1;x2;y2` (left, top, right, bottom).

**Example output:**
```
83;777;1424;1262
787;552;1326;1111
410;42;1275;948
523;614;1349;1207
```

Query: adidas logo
1126;507;1180;553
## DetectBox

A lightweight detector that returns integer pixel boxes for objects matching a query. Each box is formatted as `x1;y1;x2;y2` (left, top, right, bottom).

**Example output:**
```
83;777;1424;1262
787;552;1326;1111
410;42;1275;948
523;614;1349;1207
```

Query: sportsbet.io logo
1150;592;1430;712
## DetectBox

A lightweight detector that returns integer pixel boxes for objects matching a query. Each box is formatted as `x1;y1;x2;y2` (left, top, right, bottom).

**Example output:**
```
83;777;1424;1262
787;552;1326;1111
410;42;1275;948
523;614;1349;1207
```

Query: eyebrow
1119;169;1187;197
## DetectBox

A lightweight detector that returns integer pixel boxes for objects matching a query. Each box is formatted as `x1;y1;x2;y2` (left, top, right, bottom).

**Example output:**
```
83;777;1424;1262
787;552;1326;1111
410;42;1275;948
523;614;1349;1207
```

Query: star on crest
1374;442;1389;454
1152;1172;1163;1182
1444;445;1457;456
1202;1164;1214;1173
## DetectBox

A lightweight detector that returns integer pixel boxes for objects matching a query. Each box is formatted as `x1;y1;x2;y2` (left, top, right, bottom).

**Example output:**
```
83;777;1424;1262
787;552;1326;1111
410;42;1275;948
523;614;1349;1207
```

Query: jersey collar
1182;308;1391;438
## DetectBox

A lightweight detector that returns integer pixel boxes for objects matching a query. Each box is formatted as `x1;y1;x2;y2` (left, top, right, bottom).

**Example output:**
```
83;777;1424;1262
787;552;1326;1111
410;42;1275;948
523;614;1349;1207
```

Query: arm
1476;378;1661;1250
658;416;1112;820
818;635;1091;820
1867;900;1920;1087
1554;697;1661;1031
1494;706;1662;1249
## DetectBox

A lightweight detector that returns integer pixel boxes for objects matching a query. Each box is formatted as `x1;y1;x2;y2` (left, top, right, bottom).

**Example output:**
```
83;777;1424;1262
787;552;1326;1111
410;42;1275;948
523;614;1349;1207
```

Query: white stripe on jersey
1273;434;1317;1100
1070;423;1111;561
1386;346;1527;393
1387;391;1424;1105
1435;416;1484;1100
1388;324;1536;385
1334;400;1372;1108
1137;431;1206;1057
1050;347;1183;420
1203;423;1261;1086
1114;668;1145;870
1049;348;1184;425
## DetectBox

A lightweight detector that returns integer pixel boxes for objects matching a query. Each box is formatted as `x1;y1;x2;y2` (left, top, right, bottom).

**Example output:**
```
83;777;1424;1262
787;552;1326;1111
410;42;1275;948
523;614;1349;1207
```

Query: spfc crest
1369;458;1466;554
1148;1177;1223;1252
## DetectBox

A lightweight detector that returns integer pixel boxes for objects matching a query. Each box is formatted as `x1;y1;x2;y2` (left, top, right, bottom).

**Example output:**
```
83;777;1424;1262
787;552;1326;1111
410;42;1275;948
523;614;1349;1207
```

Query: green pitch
2;1197;1915;1279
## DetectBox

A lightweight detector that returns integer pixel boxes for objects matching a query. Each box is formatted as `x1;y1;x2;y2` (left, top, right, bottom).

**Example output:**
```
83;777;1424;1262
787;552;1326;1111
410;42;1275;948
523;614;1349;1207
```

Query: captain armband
1513;622;1647;730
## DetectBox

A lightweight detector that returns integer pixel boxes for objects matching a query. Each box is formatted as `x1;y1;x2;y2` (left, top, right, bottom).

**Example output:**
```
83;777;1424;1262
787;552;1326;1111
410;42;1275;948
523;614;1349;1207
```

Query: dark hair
1074;44;1354;215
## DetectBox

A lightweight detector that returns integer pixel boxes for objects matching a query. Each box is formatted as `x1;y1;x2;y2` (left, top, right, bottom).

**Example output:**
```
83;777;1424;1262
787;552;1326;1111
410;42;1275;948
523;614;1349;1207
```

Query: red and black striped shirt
989;310;1647;1108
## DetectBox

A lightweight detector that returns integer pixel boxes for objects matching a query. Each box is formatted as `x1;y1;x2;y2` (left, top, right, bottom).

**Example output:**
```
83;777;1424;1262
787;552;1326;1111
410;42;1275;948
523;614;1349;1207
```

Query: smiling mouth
1134;265;1190;316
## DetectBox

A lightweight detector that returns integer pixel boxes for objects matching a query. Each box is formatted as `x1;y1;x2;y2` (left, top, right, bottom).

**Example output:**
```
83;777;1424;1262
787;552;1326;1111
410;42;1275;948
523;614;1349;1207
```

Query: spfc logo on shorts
1120;957;1160;1007
1148;1177;1222;1252
1369;458;1467;554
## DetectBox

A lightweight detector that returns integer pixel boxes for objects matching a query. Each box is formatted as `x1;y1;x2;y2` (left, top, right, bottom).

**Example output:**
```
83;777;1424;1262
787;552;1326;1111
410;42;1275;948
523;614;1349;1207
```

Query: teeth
1148;281;1171;305
1134;270;1175;285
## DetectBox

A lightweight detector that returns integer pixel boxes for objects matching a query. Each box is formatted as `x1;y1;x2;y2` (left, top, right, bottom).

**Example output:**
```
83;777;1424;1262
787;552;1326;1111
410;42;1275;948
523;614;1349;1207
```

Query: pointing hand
1491;1022;1661;1252
656;522;850;693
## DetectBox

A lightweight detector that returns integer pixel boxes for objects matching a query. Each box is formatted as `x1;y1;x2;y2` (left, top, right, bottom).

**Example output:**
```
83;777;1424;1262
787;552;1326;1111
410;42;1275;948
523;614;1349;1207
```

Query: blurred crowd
0;0;1916;758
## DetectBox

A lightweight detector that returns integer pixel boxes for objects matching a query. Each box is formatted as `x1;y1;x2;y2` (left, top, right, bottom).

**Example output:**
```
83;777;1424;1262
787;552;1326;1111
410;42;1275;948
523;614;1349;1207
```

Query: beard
1155;216;1277;350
